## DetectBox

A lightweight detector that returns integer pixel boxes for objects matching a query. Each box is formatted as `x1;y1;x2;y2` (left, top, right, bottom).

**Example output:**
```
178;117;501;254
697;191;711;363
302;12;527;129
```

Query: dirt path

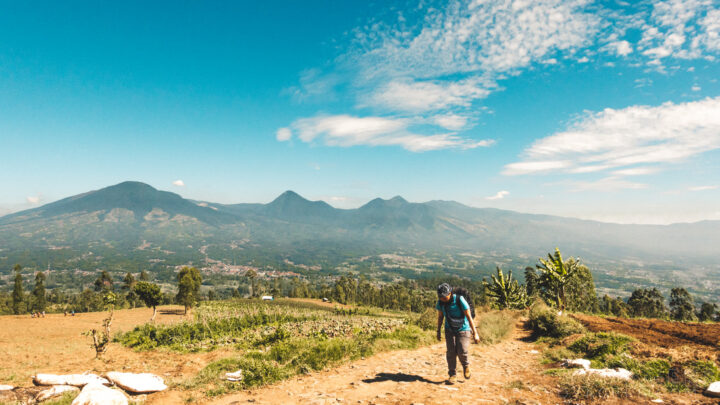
200;321;562;405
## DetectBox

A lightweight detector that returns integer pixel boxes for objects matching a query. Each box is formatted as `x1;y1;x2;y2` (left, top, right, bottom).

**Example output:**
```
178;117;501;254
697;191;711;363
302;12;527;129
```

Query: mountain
0;181;235;226
0;181;719;275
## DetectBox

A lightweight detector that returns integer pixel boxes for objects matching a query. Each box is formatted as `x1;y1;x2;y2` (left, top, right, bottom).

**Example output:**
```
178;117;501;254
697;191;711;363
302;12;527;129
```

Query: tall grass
183;325;434;396
115;300;403;351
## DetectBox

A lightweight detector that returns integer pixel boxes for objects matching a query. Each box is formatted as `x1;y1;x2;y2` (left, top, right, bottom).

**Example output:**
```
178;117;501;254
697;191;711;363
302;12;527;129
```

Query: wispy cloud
26;195;41;204
568;176;648;192
172;180;185;187
276;127;292;142
689;185;718;191
486;190;510;200
280;114;493;152
278;0;600;151
504;97;720;176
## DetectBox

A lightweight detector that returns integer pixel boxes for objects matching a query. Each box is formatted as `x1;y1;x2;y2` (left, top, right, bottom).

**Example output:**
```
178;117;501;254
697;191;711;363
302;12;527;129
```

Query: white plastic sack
105;372;167;394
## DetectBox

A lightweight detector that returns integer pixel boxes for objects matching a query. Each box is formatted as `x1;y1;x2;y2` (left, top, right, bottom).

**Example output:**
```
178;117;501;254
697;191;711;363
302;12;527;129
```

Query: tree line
0;265;203;317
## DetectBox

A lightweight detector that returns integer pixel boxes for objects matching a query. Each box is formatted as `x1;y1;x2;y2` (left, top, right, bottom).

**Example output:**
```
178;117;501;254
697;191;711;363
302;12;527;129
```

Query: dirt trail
200;321;563;405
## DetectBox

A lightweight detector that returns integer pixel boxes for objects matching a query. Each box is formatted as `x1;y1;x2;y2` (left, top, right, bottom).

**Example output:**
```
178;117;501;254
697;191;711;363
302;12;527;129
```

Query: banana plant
536;248;580;310
485;267;529;309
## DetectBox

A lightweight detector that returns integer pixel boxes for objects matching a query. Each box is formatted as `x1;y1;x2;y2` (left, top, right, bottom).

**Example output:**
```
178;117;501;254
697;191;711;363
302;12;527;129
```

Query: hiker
436;283;480;384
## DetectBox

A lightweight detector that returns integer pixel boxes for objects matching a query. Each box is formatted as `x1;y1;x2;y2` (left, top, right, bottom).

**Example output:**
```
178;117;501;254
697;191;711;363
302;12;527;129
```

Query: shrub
685;360;720;388
527;303;585;338
475;310;516;344
414;308;437;331
568;332;634;360
542;347;576;364
559;374;638;400
635;359;671;380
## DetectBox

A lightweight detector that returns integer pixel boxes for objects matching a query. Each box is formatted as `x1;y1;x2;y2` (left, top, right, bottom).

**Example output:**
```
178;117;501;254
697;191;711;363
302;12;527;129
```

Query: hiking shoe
446;375;457;385
463;366;471;379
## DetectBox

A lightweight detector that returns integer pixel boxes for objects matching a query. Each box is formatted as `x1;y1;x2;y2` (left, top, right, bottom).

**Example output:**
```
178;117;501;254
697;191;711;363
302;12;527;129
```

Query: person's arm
464;308;480;343
436;309;444;341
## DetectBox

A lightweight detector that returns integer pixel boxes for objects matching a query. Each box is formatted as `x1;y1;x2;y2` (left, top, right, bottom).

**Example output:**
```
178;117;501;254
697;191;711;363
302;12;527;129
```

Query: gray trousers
445;329;471;376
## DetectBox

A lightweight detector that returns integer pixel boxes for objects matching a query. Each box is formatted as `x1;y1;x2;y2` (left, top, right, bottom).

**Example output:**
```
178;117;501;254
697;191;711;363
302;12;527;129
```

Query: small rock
651;399;664;403
36;385;80;402
71;383;127;405
0;385;13;391
528;350;540;354
705;381;720;398
562;359;591;370
105;372;167;394
573;368;633;380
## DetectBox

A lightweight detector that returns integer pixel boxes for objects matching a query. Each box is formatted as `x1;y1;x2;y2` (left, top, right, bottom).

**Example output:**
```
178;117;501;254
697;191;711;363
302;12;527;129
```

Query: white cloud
485;190;510;200
432;113;470;131
366;78;491;113
606;40;633;56
502;160;571;175
353;0;599;80
634;0;718;61
573;177;647;192
505;97;720;175
276;127;292;142
612;167;661;176
281;0;600;148
26;196;41;204
692;85;701;91
172;180;185;187
689;185;718;191
287;114;493;152
577;56;590;63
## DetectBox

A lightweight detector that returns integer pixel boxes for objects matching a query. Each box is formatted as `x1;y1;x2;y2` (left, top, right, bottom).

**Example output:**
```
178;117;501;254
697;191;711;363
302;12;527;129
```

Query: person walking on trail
436;283;480;385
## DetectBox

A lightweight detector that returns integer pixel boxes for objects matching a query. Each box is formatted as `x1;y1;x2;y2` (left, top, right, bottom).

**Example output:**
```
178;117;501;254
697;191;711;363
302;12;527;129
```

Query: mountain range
1;181;719;272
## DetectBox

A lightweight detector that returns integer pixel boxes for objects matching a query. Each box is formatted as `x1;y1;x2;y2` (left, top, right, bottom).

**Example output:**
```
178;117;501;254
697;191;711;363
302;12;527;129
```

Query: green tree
32;271;47;312
524;266;539;297
697;302;718;322
139;270;149;281
176;266;202;314
627;288;667;319
12;264;24;315
122;272;137;308
669;287;697;321
208;289;216;301
133;281;162;321
536;248;580;311
245;269;257;297
94;270;114;292
485;267;529;309
563;262;597;313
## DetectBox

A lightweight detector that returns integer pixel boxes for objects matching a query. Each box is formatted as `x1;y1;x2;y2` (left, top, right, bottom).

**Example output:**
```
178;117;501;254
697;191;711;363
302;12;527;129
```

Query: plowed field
571;314;720;350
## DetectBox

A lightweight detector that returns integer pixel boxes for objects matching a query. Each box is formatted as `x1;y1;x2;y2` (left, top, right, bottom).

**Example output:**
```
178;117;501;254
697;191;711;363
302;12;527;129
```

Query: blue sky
1;0;719;224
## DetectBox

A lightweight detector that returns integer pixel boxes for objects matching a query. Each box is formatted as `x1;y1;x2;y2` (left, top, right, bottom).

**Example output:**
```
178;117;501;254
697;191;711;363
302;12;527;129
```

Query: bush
527;303;585;338
635;359;672;380
542;347;576;364
568;332;634;360
475;310;516;344
558;374;638;400
414;308;437;331
685;360;720;388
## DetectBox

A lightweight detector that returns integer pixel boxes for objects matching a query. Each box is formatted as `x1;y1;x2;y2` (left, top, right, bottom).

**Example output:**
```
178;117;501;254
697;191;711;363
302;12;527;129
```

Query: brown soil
571;314;720;349
0;306;233;389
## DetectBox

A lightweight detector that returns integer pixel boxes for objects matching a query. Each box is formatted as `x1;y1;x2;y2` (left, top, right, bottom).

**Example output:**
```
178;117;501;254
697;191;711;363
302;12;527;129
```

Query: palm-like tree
485;267;528;309
536;248;579;311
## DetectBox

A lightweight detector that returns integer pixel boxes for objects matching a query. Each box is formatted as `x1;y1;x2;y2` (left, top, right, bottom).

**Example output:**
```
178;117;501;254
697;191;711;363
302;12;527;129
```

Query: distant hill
1;181;719;273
